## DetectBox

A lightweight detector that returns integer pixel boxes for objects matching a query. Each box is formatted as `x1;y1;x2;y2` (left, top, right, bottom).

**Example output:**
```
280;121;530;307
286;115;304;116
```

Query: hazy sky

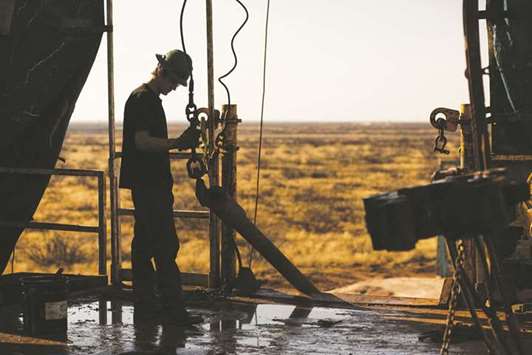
72;0;474;123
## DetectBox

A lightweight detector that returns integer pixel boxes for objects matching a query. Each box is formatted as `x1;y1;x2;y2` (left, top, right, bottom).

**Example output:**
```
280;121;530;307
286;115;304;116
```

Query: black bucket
20;275;68;337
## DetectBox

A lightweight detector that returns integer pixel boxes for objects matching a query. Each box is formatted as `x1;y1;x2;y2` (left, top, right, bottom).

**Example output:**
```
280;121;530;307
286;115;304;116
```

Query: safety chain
441;241;466;355
214;110;229;152
184;77;208;179
429;108;460;155
433;118;450;155
185;78;197;124
192;108;228;167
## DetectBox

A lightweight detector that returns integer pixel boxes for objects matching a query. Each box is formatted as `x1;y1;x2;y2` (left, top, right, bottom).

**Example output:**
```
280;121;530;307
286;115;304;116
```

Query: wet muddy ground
0;296;508;355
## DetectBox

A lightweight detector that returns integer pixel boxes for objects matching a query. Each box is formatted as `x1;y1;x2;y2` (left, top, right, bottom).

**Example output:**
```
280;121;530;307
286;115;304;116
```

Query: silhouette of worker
119;49;201;325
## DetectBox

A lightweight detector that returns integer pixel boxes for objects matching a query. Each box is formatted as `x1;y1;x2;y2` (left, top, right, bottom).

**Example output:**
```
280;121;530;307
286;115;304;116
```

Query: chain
214;110;229;154
183;77;208;179
441;241;466;355
185;78;198;125
433;118;450;154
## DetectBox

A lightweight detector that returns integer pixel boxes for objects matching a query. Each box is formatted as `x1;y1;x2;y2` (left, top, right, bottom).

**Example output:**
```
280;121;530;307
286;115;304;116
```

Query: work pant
131;184;184;313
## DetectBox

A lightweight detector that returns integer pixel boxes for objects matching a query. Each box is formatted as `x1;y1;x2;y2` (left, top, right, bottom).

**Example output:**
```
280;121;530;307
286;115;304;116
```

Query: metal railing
0;167;107;276
110;153;210;286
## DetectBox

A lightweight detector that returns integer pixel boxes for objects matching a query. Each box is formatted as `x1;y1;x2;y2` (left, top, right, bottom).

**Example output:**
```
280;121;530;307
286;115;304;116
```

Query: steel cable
179;0;188;55
249;0;271;268
179;0;195;86
217;0;249;108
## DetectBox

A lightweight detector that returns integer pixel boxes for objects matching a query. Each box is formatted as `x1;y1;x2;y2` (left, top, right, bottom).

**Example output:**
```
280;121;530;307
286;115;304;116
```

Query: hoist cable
217;0;249;108
179;0;187;55
179;1;208;178
248;0;271;268
180;0;248;278
179;0;194;84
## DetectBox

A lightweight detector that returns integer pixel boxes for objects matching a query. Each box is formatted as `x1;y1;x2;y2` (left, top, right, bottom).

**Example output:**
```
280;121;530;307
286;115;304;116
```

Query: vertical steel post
460;104;484;286
106;0;120;286
97;172;107;277
206;0;220;288
463;0;490;170
98;175;108;326
460;104;476;172
221;104;238;289
98;298;107;325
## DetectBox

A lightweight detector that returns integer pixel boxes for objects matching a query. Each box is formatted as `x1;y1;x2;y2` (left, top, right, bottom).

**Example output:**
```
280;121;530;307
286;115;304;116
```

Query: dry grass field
11;122;460;291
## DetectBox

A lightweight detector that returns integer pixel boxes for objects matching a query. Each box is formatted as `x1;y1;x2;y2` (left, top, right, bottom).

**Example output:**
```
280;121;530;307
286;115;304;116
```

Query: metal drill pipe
206;0;220;288
196;179;320;296
221;104;238;288
106;0;120;285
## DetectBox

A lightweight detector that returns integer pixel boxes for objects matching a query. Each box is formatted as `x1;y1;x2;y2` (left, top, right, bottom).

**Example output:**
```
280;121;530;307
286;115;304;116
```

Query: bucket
20;275;68;337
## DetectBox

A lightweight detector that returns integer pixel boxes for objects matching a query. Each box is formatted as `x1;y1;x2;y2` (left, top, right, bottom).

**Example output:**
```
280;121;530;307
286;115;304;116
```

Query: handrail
113;151;203;160
117;208;209;219
0;167;103;177
0;167;107;276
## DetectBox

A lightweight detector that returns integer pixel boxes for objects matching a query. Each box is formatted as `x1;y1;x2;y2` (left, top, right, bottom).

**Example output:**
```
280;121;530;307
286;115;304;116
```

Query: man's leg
150;188;186;315
132;186;185;312
131;188;157;307
133;185;200;325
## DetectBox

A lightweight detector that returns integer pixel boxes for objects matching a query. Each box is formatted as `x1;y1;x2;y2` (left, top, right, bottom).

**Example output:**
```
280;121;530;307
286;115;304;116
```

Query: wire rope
179;0;195;86
248;0;271;267
217;0;249;108
179;0;188;54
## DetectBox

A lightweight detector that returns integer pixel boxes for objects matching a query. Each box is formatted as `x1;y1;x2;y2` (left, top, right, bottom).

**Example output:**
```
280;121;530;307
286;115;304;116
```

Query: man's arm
135;130;179;152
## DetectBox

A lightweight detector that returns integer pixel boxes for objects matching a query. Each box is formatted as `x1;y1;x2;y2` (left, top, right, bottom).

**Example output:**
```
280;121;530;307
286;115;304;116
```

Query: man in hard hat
119;49;201;325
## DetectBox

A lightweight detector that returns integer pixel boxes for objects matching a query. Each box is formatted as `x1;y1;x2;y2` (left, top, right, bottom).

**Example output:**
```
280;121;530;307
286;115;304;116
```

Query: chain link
434;118;450;154
441;241;466;355
182;77;209;179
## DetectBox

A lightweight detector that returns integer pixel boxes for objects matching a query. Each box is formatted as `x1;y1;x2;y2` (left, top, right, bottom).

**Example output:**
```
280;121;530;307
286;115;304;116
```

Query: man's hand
136;130;176;152
173;126;201;150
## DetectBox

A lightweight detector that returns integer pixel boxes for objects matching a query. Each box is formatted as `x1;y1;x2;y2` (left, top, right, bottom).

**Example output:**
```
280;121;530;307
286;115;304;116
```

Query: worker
119;49;201;326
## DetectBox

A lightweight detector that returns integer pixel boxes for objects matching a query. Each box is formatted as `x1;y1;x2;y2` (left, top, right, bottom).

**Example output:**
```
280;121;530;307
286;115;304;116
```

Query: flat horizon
69;120;432;127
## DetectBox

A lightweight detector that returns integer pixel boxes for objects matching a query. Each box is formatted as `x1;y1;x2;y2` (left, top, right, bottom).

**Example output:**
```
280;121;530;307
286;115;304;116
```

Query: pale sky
72;0;477;123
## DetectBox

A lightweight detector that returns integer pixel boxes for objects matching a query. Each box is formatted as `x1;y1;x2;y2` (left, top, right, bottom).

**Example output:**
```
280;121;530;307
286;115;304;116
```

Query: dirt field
12;122;460;291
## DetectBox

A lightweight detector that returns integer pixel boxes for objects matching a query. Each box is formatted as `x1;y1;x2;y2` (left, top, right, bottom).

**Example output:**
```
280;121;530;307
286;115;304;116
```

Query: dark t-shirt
119;84;172;189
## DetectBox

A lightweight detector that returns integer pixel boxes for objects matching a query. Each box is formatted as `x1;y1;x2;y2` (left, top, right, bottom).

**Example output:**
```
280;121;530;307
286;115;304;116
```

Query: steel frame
0;167;107;276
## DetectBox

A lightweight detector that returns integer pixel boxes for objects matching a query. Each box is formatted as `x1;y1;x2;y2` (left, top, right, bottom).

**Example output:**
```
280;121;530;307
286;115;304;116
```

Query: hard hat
155;49;193;86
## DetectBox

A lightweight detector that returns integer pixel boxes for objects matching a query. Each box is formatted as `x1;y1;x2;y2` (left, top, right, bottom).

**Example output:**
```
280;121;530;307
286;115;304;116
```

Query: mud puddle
0;300;489;354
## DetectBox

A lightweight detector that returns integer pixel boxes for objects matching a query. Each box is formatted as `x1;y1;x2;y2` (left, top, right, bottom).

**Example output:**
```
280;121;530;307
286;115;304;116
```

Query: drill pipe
195;178;320;296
